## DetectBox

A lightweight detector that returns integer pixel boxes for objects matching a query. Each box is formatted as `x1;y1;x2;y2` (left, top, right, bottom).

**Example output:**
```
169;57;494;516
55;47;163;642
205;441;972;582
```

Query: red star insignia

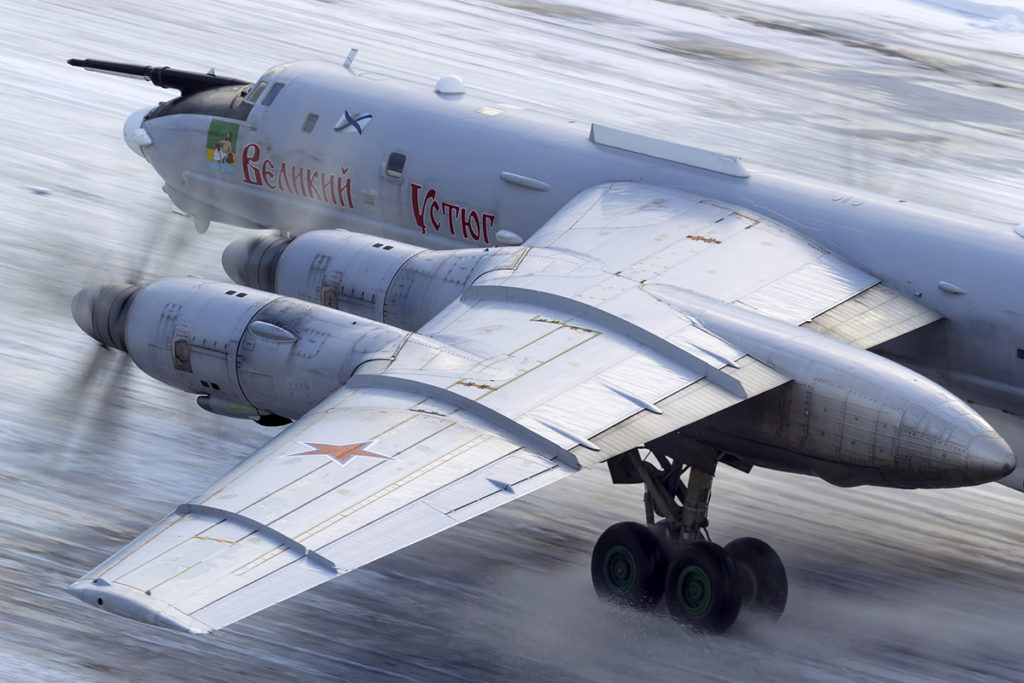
292;441;391;466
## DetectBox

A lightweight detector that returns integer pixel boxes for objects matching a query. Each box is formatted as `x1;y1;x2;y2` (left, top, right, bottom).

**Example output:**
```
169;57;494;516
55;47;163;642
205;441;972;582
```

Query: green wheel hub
603;545;639;594
676;565;713;615
590;522;667;608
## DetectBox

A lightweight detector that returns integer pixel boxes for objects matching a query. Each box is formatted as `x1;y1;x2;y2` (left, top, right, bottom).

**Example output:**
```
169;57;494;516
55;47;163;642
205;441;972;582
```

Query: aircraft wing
70;182;938;633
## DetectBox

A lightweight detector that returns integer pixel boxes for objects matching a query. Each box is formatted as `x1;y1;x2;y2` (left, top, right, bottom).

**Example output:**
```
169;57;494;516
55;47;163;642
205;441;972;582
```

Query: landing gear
725;537;787;620
591;444;787;634
664;541;741;633
590;522;666;608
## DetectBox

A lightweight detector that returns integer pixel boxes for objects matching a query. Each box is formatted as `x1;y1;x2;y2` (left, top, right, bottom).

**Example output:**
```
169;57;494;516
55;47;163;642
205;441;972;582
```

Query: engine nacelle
73;277;408;421
222;230;523;330
657;289;1016;488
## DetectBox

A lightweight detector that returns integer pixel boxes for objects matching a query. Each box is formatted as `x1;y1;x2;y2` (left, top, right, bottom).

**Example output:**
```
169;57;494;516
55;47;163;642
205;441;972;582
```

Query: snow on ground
2;0;1024;680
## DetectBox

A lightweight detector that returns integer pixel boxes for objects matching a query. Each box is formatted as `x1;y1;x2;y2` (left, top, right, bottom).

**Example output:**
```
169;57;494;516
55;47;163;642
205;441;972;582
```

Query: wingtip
67;578;213;635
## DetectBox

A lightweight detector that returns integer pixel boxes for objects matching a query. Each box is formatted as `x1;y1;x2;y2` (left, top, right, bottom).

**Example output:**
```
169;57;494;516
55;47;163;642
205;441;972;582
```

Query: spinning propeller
61;202;194;444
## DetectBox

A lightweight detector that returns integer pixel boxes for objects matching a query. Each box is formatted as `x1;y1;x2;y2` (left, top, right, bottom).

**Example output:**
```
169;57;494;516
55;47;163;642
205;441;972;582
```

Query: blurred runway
3;0;1024;680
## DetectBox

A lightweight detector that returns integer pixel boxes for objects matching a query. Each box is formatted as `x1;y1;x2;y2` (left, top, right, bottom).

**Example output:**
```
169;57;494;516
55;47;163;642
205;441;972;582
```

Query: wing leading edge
70;182;939;632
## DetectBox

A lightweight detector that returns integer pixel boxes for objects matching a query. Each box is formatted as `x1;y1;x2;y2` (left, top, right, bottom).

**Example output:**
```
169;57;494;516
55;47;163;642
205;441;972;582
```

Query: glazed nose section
965;430;1016;485
72;283;141;351
123;106;154;157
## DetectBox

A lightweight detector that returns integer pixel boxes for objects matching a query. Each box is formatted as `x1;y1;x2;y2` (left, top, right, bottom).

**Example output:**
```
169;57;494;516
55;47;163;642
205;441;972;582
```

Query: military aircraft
65;56;1021;635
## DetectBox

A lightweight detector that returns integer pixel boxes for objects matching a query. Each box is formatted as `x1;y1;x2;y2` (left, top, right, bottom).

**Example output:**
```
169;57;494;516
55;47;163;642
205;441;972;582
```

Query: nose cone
965;430;1016;485
72;283;140;350
123;106;154;157
221;234;290;291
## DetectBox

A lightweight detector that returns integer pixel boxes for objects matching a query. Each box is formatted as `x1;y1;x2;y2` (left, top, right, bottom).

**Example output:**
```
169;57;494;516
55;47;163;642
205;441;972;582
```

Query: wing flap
802;282;942;348
737;258;878;323
189;556;340;632
581;355;788;459
320;501;457;573
442;457;566;523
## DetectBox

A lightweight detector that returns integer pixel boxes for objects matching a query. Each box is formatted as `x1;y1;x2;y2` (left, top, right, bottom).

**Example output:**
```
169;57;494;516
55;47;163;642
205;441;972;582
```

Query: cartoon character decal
206;120;240;173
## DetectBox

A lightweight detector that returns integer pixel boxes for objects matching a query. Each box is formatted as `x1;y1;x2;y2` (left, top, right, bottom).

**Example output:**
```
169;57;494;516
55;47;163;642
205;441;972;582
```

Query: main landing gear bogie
591;446;788;634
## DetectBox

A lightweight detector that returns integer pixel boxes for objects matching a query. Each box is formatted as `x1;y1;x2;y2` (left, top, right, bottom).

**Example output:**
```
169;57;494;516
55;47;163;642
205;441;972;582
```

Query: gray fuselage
134;60;1024;419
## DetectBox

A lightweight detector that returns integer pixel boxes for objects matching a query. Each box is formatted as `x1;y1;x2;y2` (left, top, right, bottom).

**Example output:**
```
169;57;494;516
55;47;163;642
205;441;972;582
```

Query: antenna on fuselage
344;49;358;70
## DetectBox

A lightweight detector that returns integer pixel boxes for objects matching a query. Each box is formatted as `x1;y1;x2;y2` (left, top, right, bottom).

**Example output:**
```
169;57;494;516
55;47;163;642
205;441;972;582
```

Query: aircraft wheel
725;537;787;621
664;541;741;633
590;522;667;609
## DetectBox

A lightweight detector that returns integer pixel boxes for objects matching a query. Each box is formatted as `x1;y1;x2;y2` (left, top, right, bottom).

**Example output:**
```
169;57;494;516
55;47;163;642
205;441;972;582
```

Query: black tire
664;541;742;633
590;522;667;609
725;537;787;621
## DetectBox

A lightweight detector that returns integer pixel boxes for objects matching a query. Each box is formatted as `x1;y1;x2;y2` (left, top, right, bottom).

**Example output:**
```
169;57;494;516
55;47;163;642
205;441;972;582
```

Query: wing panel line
345;373;582;469
175;503;338;574
462;284;747;397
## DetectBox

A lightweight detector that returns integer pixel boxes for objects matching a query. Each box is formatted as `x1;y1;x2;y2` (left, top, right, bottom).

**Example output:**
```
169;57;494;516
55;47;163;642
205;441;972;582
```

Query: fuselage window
385;152;407;180
247;80;269;103
262;82;285;106
302;113;319;133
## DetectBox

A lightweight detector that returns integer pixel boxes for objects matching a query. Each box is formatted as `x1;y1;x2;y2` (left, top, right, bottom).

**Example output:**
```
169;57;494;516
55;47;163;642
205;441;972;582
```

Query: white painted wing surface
522;182;937;339
69;305;786;634
70;378;582;633
70;182;937;633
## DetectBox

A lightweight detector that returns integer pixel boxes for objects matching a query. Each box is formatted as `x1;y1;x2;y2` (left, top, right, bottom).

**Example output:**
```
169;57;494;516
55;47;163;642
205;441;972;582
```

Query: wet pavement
3;0;1024;680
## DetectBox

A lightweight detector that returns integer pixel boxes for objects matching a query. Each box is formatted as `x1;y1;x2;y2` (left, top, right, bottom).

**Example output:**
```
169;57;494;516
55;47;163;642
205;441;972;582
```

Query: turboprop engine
219;229;1015;488
221;230;520;330
72;278;409;423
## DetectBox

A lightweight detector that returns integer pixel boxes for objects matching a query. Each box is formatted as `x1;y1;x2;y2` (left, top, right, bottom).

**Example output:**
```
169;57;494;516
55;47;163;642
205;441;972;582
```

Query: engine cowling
222;230;522;330
657;289;1016;488
215;232;1016;489
73;277;408;421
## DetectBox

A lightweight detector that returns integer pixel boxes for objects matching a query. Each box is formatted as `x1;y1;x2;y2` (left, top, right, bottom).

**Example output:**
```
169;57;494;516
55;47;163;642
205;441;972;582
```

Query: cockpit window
302;113;319;133
246;80;269;103
262;82;285;106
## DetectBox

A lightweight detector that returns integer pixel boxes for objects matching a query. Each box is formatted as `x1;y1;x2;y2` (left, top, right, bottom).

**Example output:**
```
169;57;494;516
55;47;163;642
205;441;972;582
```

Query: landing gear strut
591;444;787;633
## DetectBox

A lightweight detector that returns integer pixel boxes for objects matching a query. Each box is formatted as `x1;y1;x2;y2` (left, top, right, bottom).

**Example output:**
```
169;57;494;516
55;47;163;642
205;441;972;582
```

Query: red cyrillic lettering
464;210;481;241
291;166;306;198
481;214;495;244
336;175;352;208
320;172;333;205
261;159;276;190
278;162;293;194
241;144;262;185
411;184;435;232
442;203;459;235
305;169;322;202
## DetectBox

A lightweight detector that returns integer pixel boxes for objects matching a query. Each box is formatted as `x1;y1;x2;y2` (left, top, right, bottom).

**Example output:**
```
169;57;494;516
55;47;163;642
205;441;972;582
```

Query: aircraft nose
965;430;1016;485
123;106;154;157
